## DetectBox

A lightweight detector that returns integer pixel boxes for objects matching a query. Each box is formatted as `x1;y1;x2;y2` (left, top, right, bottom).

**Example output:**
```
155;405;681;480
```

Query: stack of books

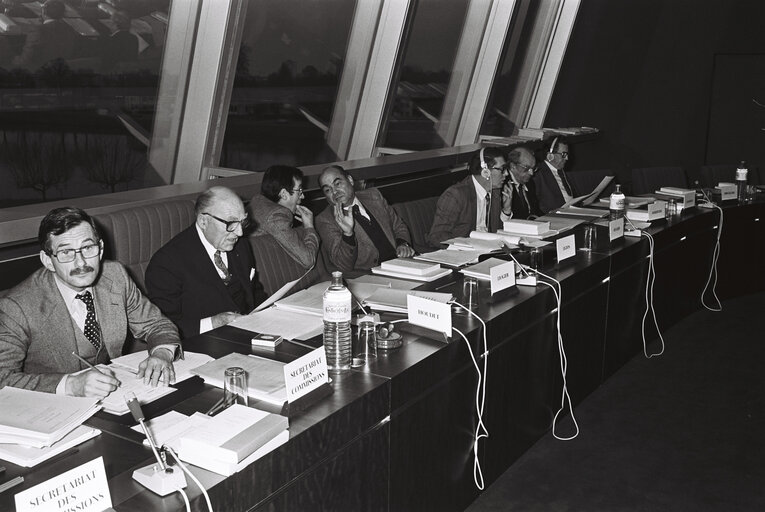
191;353;288;407
460;257;513;281
363;288;453;314
653;187;696;208
371;258;452;282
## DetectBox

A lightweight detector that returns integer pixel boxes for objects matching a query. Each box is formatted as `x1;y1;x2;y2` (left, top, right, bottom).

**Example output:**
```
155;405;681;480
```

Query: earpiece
548;137;559;155
479;147;490;179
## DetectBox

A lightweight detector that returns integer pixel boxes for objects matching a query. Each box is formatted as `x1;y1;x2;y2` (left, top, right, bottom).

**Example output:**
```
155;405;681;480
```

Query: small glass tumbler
352;319;377;367
224;367;248;406
665;199;677;217
529;247;543;272
581;224;597;252
462;276;479;312
746;185;757;203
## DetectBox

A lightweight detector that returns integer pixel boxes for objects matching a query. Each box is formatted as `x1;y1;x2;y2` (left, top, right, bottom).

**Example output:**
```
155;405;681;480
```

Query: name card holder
555;234;576;265
281;347;333;418
487;261;519;302
403;295;452;343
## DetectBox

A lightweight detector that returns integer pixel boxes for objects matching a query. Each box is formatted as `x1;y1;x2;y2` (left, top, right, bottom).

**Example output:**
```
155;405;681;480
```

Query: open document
562;175;614;207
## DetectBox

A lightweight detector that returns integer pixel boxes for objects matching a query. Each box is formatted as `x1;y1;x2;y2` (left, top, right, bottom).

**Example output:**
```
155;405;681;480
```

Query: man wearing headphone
426;147;509;247
534;137;577;213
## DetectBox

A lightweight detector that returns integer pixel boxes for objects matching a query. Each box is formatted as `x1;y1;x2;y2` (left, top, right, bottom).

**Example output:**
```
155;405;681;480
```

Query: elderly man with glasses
0;207;181;396
146;186;266;338
426;147;511;247
502;145;544;220
249;165;319;269
534;137;578;214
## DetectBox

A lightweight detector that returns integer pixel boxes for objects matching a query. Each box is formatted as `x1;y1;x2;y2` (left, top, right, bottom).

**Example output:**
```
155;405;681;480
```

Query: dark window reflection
221;0;355;171
0;0;171;208
378;0;468;151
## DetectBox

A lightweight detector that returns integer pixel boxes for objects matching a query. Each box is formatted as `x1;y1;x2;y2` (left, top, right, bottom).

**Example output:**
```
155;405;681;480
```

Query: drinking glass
352;319;377;367
224;367;248;406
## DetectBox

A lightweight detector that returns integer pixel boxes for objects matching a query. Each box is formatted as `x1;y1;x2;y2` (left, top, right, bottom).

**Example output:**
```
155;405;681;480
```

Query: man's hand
211;311;242;329
66;368;120;398
333;203;354;236
396;242;415;258
295;205;314;229
137;349;175;387
501;181;514;215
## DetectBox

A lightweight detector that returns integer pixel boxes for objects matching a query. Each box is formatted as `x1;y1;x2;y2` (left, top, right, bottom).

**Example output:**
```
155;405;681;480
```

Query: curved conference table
1;198;763;511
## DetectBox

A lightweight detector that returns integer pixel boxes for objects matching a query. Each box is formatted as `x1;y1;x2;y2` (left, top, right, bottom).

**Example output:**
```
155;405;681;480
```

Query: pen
0;476;24;494
71;352;105;375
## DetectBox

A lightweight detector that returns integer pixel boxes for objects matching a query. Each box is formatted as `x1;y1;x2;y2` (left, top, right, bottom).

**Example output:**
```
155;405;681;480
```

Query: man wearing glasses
249;165;319;269
0;207;180;396
502;145;544;220
534;137;578;214
146;187;265;338
427;147;510;247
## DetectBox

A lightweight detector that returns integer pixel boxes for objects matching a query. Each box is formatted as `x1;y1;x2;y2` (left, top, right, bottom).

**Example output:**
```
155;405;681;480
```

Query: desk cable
533;270;580;441
451;301;489;491
698;190;724;312
624;217;664;358
165;445;214;512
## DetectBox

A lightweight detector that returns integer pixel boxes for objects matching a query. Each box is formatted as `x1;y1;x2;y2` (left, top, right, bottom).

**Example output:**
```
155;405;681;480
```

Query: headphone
479;147;490;179
548;137;559;155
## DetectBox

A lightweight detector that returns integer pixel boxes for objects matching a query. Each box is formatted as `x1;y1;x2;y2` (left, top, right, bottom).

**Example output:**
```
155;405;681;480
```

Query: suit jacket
315;188;411;273
249;194;319;269
0;261;179;393
145;225;266;338
504;179;544;220
427;176;502;246
534;163;577;214
14;19;80;69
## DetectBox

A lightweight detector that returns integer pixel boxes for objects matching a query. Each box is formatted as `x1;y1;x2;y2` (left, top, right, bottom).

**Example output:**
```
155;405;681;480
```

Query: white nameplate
284;346;328;402
490;261;516;295
15;457;112;512
555;234;576;262
408;294;452;335
609;218;624;241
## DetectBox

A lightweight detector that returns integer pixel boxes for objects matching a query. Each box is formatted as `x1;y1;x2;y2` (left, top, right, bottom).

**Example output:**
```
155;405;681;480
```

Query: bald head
319;165;356;207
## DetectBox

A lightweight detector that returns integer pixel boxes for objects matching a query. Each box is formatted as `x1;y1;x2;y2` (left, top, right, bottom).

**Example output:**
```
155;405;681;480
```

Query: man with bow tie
316;165;415;273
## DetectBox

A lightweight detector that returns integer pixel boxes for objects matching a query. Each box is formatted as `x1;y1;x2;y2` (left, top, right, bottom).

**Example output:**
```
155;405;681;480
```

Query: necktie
214;250;232;285
351;204;396;262
560;170;574;196
484;192;491;229
75;291;102;350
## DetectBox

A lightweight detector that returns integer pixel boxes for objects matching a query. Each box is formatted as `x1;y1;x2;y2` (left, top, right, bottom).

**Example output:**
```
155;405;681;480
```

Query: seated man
502;146;543;220
249;165;319;269
535;137;578;213
427;147;509;246
0;207;180;397
315;165;415;273
146;186;266;338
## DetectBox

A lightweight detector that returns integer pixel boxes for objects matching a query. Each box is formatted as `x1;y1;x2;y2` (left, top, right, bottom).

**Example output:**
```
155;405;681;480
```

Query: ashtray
377;332;403;350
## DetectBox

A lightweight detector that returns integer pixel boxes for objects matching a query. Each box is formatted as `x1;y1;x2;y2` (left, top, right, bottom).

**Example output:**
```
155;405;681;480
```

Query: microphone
501;242;537;286
126;393;187;496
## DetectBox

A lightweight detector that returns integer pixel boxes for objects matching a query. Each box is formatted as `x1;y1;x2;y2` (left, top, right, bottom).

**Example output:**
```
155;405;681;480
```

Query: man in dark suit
146;187;266;338
0;207;180;397
315;165;414;273
502;146;544;220
13;0;81;70
427;147;509;246
535;137;577;213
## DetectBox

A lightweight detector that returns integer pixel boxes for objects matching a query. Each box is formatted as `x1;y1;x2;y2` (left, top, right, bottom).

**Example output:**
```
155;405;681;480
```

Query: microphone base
133;464;187;496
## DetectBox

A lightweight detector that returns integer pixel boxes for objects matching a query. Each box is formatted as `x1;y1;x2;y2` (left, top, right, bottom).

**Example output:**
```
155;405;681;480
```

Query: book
460;257;513;281
363;288;453;314
0;426;100;467
272;280;329;317
655;187;696;207
555;205;610;218
502;219;551;235
180;404;288;465
625;200;666;222
180;430;289;477
380;258;441;276
190;352;288;406
0;387;101;448
370;265;453;282
534;215;586;233
497;228;556;240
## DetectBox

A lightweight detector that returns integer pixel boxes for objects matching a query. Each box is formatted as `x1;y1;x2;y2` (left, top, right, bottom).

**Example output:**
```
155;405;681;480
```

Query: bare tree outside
81;135;146;193
1;132;72;202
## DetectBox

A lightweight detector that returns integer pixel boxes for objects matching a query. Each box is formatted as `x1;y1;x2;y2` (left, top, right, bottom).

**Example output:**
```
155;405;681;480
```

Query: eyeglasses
514;162;536;173
490;166;508;173
291;187;304;195
51;243;101;263
203;212;250;232
553;152;569;158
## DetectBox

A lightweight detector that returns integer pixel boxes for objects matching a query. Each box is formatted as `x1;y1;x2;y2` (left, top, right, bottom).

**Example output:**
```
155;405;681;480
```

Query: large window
0;0;175;208
377;0;470;151
219;0;356;171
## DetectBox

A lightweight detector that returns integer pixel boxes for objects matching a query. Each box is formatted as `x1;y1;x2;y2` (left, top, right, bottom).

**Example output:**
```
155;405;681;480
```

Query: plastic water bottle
609;184;626;219
323;271;352;372
736;161;748;203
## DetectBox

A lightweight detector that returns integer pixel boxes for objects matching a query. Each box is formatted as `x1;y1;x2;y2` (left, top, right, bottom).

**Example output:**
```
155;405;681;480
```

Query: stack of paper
363;288;453;314
98;365;177;415
191;353;288;407
380;258;442;276
555;206;610;218
110;351;214;383
0;387;101;447
229;307;324;341
346;274;418;302
371;264;452;282
415;249;483;267
272;280;329;317
503;219;551;235
460;258;513;281
0;425;100;467
534;215;586;233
